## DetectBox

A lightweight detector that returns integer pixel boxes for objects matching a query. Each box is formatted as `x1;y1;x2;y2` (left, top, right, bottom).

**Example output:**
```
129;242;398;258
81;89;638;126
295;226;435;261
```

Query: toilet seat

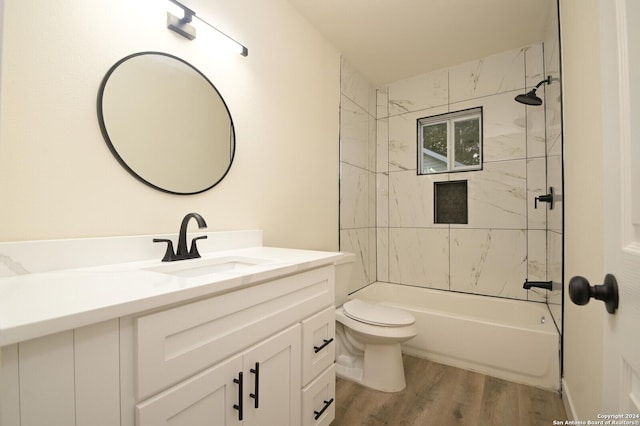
343;299;415;327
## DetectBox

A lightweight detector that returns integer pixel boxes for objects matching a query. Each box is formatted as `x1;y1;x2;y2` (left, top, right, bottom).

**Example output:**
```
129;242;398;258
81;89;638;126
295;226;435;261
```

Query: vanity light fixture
166;0;249;57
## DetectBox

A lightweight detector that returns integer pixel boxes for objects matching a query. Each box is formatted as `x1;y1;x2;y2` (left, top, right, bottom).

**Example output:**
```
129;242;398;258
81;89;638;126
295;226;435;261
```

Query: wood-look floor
332;355;566;426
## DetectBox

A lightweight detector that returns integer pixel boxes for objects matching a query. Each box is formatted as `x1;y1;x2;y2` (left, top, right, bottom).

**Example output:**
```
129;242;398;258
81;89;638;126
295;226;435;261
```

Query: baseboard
561;378;578;420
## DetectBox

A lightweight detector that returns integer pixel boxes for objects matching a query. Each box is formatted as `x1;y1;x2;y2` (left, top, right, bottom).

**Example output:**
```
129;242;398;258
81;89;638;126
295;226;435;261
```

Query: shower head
515;89;543;105
515;76;552;106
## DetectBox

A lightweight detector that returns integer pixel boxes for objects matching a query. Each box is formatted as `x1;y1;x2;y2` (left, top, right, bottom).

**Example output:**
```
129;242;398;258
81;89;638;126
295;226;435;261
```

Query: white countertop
0;246;342;347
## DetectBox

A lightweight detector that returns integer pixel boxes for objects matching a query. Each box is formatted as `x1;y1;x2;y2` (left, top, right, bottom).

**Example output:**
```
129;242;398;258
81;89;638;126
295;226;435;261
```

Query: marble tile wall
340;35;563;308
339;58;377;294
377;43;554;302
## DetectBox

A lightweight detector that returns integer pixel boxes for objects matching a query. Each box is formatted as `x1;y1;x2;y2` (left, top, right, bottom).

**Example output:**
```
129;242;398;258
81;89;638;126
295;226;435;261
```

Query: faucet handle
534;187;555;210
189;235;208;258
153;238;177;262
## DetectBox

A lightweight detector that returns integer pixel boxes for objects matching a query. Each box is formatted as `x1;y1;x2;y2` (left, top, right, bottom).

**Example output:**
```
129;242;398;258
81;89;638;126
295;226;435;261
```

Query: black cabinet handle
313;338;334;354
249;362;260;409
233;372;243;420
313;398;334;420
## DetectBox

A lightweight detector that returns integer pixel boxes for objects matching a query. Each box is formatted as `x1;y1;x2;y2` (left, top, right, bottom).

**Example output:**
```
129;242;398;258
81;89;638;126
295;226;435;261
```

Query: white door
599;0;640;414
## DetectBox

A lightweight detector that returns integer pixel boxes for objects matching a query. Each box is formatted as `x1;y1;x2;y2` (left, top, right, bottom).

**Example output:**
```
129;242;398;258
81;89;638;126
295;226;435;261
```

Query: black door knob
568;274;619;314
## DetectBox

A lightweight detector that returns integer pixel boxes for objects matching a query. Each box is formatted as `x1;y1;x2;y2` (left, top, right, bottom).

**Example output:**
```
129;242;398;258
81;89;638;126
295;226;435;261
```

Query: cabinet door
242;324;301;426
136;354;243;426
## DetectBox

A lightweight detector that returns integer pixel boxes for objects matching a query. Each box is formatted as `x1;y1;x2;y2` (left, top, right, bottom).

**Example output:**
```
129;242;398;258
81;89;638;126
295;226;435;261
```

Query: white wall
560;0;605;419
0;0;340;251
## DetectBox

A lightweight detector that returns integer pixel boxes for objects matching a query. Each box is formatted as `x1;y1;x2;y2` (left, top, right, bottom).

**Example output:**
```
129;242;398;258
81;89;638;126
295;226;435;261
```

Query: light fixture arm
168;0;195;23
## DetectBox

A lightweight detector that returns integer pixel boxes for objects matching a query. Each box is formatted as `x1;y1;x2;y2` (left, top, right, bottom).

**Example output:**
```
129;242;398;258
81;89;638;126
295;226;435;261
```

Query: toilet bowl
334;254;417;392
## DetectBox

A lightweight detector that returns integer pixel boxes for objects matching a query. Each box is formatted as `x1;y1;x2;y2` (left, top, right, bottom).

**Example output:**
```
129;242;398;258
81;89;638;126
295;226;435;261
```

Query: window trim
417;107;483;175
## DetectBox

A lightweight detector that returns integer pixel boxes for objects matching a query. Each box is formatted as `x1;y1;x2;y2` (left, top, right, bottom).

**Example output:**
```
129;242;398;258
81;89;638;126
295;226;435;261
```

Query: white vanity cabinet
132;265;334;425
0;263;337;426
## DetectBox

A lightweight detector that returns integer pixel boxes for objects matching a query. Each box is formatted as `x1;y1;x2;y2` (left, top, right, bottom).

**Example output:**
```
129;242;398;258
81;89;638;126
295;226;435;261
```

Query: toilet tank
334;252;356;307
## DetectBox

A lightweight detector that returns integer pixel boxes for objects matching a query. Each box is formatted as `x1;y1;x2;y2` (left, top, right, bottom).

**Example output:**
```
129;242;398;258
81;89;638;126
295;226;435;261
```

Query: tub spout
523;280;553;290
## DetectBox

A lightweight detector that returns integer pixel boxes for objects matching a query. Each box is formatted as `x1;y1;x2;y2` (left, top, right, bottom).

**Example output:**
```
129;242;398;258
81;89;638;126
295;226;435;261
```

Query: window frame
417;107;483;175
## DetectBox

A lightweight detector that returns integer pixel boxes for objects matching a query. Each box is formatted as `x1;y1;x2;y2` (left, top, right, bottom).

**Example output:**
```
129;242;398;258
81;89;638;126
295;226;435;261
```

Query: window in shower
418;107;483;175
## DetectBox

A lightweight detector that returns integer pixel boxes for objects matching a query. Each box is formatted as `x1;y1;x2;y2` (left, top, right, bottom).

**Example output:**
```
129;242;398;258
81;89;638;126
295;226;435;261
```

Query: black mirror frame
97;51;236;195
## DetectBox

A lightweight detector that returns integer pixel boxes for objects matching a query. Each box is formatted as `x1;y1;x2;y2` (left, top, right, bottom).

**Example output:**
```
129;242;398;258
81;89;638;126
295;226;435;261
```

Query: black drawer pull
249;362;260;409
233;372;243;420
313;338;334;353
314;398;334;420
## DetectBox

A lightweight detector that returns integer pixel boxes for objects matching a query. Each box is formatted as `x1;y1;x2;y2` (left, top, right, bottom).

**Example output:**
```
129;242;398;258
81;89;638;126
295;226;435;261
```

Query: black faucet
523;279;553;290
153;212;208;262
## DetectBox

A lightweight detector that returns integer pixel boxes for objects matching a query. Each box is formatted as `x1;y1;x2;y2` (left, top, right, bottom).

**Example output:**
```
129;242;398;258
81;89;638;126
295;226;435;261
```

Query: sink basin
145;256;272;278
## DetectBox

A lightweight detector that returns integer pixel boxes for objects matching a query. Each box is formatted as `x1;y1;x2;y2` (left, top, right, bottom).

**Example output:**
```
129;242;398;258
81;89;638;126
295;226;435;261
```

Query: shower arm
534;76;552;90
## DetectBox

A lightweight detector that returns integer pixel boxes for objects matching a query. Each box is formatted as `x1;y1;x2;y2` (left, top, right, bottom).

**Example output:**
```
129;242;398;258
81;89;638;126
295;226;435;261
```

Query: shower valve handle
569;274;619;314
534;187;554;210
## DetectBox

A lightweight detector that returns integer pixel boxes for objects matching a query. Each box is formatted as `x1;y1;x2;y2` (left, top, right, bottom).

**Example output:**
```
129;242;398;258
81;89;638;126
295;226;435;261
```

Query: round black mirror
97;52;235;195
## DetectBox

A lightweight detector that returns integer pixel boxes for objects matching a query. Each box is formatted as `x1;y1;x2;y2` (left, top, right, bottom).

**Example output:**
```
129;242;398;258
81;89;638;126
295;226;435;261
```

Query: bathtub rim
350;281;562;334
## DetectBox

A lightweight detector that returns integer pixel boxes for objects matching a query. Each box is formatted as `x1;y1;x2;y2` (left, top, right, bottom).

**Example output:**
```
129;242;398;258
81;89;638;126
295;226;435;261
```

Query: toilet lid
342;299;415;326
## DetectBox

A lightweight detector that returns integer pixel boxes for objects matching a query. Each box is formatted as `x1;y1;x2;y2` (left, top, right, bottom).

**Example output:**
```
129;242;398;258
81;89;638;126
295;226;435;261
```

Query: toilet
334;253;417;392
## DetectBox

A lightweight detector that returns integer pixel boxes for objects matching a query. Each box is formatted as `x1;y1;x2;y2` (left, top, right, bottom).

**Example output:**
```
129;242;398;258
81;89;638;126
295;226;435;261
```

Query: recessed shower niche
434;181;468;224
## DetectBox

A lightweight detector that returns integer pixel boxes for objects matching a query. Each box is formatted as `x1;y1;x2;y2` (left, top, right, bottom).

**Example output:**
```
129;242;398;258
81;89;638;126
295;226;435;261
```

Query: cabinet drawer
135;266;334;400
301;306;335;386
301;364;336;426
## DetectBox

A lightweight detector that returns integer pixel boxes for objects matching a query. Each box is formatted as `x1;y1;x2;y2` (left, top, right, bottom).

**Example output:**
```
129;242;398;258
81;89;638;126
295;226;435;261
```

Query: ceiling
287;0;556;86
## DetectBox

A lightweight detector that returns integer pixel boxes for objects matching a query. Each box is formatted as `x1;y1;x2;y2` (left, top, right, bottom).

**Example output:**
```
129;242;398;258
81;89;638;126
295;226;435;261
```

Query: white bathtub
350;282;560;391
